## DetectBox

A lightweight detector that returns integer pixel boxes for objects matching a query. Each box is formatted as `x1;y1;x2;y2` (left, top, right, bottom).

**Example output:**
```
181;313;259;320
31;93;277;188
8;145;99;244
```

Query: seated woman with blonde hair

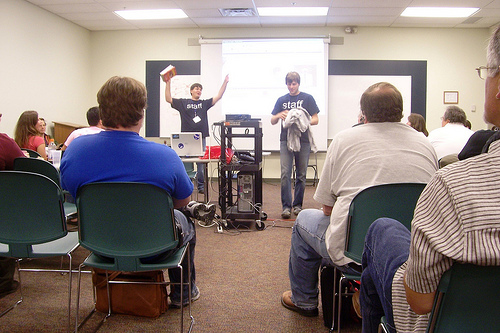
14;110;47;160
407;113;429;136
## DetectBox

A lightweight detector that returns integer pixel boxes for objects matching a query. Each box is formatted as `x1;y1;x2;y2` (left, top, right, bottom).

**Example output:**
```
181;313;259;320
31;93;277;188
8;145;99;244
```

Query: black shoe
0;280;20;299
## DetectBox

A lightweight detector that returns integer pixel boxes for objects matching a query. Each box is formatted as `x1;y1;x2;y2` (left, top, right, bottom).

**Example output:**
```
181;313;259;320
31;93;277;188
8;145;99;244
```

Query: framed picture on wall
444;91;459;104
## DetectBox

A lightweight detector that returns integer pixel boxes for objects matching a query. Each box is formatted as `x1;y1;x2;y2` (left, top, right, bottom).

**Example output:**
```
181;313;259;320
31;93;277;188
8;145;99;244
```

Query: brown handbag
92;268;168;318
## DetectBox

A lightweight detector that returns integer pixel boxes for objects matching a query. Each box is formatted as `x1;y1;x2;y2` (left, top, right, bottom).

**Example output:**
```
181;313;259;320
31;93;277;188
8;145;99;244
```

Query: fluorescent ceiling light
114;9;187;20
257;7;328;17
401;7;479;18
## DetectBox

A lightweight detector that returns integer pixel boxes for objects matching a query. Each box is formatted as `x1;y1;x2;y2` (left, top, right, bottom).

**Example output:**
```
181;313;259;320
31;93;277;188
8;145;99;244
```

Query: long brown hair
14;110;39;148
407;113;429;136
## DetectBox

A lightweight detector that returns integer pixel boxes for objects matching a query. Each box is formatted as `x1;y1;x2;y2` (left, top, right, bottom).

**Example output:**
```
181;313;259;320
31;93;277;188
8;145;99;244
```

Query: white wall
333;27;489;132
0;0;92;138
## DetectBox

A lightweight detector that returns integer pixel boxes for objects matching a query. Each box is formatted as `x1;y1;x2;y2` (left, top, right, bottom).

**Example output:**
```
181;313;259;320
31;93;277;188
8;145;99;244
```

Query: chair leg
338;275;345;333
105;270;112;321
75;263;97;332
66;253;73;332
186;244;194;333
329;267;337;333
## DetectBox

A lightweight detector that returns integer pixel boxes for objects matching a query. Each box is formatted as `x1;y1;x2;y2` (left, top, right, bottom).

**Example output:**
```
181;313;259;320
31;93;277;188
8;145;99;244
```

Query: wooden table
53;121;86;145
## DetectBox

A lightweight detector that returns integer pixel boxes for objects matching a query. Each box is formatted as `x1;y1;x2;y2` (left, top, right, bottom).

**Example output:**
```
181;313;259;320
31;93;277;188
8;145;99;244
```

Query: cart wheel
261;212;268;221
255;220;265;231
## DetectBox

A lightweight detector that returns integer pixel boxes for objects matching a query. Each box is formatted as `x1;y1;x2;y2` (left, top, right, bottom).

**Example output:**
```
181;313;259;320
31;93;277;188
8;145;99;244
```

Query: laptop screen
170;132;204;157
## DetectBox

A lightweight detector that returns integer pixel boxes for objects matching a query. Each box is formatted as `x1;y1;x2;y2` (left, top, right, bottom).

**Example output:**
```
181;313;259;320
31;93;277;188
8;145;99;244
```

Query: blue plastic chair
74;182;193;333
330;183;426;333
0;171;79;331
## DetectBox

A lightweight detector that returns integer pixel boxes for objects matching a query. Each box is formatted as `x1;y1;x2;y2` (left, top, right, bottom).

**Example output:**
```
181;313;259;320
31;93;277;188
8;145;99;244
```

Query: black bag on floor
320;265;357;330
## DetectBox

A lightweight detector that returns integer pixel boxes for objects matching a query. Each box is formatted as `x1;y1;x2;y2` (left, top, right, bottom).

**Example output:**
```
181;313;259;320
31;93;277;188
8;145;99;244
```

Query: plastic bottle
47;139;56;160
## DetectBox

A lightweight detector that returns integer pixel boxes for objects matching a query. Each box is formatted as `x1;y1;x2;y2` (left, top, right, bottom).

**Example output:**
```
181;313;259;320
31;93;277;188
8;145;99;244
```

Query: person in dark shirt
271;71;319;219
163;73;229;193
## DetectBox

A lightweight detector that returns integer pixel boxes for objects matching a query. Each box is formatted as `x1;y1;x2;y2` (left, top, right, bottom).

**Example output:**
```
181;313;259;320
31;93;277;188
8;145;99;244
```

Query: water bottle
48;139;56;160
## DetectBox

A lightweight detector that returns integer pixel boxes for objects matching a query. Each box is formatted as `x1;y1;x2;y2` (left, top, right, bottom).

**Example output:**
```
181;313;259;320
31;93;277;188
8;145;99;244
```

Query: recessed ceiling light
114;9;187;20
257;7;328;17
401;7;479;18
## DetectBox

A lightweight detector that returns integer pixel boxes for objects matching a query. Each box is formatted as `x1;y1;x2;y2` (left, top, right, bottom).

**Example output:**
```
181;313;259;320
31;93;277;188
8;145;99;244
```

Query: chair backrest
0;171;66;257
76;182;178;271
438;154;459;168
427;263;500;333
14;157;61;187
21;148;42;158
345;183;426;263
183;162;196;178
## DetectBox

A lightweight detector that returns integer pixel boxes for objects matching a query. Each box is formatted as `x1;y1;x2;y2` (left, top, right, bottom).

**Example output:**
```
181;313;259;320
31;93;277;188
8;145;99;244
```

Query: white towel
283;107;317;153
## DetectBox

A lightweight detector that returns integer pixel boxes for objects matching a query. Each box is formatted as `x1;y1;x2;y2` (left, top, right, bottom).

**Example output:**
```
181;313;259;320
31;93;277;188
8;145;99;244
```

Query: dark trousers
0;257;16;292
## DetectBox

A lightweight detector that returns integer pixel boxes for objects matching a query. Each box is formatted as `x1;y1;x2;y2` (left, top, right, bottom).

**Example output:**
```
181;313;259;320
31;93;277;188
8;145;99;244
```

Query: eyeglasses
476;66;497;80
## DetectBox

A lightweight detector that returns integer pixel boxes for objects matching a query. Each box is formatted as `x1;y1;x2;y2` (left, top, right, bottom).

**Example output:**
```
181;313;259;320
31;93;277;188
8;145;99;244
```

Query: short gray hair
444;106;467;124
487;25;500;78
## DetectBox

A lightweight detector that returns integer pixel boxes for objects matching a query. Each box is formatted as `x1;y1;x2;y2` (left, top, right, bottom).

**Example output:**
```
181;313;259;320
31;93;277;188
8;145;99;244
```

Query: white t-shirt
314;122;439;266
427;123;474;160
64;126;103;147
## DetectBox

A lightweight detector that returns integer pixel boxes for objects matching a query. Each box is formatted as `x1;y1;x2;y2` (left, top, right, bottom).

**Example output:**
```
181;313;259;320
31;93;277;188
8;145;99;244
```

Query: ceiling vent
219;8;257;17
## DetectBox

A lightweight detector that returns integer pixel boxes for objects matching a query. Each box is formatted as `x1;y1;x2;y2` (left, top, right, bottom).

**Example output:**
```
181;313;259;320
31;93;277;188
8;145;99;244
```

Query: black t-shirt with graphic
272;92;320;142
171;98;214;137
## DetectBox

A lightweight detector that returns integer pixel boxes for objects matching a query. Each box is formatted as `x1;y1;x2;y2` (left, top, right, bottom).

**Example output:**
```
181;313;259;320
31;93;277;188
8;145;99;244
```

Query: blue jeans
280;140;311;210
196;137;206;191
289;209;361;309
168;209;197;301
360;218;411;333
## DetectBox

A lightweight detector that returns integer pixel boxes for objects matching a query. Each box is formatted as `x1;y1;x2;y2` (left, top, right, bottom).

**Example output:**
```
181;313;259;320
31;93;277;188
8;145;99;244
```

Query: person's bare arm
322;204;333;216
173;196;191;209
36;143;47;160
271;110;288;125
403;271;436;315
163;77;173;104
310;113;319;126
212;75;229;105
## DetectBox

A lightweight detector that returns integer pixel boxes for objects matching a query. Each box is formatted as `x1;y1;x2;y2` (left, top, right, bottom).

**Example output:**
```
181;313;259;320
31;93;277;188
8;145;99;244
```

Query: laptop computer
170;132;204;157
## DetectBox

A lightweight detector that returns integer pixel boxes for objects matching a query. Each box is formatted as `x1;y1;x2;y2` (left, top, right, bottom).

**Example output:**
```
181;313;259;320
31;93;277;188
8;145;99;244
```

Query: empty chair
292;151;319;187
183;161;200;201
13;157;77;221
